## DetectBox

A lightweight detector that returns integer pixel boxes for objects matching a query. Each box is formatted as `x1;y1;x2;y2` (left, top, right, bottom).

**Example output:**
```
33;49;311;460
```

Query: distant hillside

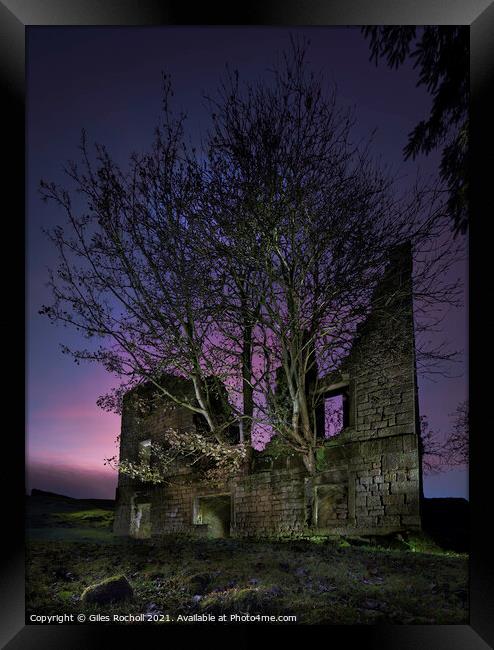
29;488;114;509
31;488;73;499
26;489;115;540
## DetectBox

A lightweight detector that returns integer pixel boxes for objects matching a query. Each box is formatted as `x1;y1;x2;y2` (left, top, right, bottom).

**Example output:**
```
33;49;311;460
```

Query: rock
145;602;163;615
81;575;133;605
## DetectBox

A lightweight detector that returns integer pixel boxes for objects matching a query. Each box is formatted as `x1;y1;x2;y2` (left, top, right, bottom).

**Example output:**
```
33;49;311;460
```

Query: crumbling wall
139;440;419;538
114;244;422;538
115;459;420;539
311;435;420;532
113;382;196;535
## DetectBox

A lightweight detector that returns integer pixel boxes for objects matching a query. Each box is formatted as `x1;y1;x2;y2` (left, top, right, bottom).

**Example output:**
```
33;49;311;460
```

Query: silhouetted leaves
363;27;468;235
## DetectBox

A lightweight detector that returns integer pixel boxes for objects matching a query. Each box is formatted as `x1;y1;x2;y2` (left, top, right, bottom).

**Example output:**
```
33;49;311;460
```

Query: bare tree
201;39;462;474
419;400;469;474
443;400;469;467
420;415;445;474
39;40;463;483
40;76;247;480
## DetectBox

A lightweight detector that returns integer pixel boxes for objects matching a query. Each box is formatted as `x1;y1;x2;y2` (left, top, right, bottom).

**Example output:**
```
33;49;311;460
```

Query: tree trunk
304;472;316;528
241;318;254;470
241;324;254;437
191;374;217;435
302;447;316;475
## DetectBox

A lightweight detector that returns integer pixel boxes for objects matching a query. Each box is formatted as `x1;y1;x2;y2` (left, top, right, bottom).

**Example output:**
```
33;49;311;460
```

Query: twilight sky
27;26;468;499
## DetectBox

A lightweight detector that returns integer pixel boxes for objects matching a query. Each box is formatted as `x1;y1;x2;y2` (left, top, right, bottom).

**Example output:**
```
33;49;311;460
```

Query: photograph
26;25;469;627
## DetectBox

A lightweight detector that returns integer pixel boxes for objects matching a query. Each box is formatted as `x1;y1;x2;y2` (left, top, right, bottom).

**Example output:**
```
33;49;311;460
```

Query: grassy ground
26;493;468;625
27;492;116;544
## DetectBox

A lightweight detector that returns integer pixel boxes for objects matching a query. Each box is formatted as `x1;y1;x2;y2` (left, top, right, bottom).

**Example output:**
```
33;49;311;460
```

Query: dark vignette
1;0;493;647
470;2;494;648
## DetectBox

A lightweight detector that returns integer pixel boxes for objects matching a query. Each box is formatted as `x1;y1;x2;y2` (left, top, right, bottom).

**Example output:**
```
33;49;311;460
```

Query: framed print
2;1;493;647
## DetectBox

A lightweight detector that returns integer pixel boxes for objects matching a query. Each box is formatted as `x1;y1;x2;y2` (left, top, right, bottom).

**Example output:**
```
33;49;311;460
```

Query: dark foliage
363;27;469;236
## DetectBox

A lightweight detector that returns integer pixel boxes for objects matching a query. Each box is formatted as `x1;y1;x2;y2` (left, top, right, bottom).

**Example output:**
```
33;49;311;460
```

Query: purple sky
27;26;468;500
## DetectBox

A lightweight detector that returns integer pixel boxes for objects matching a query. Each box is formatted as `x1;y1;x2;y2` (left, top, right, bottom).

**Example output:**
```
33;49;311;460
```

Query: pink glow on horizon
27;459;118;499
27;364;122;497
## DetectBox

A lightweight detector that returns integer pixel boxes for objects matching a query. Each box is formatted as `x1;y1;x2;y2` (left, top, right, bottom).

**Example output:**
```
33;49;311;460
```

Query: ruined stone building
113;245;423;539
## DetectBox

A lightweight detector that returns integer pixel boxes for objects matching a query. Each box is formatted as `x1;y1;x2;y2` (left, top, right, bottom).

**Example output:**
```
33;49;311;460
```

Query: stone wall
232;468;308;538
113;384;197;535
115;435;420;538
312;434;421;533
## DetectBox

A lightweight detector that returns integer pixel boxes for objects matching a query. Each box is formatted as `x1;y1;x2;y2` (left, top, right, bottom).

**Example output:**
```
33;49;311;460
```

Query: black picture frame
3;1;493;647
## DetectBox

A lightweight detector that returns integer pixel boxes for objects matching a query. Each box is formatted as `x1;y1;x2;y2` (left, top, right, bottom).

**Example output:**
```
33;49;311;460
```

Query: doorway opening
193;495;231;538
